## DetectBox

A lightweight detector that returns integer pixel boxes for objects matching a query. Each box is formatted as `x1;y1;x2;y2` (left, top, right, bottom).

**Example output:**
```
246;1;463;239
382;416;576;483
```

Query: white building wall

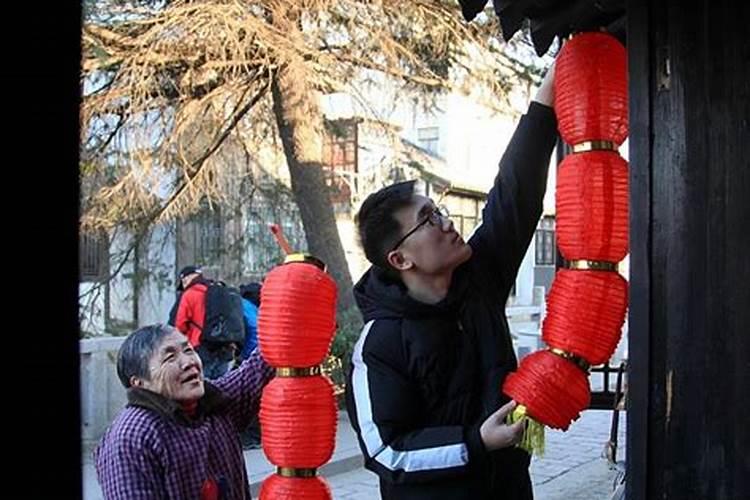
80;337;127;447
337;217;368;285
323;69;557;310
137;222;177;326
515;239;536;306
79;224;179;335
78;282;106;334
109;231;136;325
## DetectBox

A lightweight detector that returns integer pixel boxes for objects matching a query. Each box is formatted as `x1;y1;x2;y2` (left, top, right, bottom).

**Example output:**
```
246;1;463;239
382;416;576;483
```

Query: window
323;120;358;204
244;211;272;273
450;214;478;240
80;231;107;281
535;228;556;265
195;207;223;266
440;191;482;240
417;126;439;155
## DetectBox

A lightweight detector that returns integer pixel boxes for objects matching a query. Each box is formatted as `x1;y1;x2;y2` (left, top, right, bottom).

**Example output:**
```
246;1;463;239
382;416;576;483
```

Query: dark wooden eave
458;0;626;55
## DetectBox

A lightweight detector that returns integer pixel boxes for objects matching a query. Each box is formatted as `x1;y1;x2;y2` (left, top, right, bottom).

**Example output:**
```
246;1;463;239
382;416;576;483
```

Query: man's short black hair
176;265;202;291
240;282;262;307
356;180;416;271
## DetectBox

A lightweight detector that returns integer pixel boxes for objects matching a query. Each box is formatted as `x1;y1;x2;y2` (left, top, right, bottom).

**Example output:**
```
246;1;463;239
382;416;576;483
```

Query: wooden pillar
627;1;750;498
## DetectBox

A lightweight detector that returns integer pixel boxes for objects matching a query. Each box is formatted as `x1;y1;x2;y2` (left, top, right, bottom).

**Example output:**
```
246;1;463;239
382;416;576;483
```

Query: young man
95;324;274;499
345;63;557;499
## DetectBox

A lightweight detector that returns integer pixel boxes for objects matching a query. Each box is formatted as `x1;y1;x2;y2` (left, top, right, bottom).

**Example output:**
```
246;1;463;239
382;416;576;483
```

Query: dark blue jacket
240;298;259;360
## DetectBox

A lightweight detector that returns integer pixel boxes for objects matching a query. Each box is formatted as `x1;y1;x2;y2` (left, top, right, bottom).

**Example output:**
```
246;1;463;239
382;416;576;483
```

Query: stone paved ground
328;409;626;500
85;409;625;499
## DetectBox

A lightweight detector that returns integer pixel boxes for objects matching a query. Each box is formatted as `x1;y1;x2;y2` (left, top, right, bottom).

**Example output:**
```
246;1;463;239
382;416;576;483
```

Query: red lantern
556;151;629;262
503;350;590;430
260;375;337;468
258;262;337;367
542;269;628;365
259;475;332;500
554;32;628;146
502;31;630;453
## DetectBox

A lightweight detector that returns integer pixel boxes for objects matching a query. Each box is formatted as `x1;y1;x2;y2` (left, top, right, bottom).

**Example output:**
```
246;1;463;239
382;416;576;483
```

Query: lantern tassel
507;405;545;457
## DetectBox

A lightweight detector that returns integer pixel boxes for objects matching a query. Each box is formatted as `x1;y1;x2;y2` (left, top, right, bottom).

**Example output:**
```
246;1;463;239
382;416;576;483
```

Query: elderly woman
94;324;273;499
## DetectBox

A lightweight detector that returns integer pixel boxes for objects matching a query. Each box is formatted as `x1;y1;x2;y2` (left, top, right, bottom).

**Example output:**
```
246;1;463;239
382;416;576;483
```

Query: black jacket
345;102;557;499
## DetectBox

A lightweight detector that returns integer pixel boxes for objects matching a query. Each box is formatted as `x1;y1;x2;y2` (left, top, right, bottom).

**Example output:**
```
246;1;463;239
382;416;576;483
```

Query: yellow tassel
506;405;546;457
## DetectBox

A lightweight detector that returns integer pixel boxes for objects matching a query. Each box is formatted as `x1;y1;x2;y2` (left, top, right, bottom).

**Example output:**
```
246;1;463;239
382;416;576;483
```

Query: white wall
109;230;136;325
337;217;369;285
515;238;536;306
80;224;179;335
323;68;557;308
80;337;127;447
79;282;106;334
137;223;177;326
322;71;531;192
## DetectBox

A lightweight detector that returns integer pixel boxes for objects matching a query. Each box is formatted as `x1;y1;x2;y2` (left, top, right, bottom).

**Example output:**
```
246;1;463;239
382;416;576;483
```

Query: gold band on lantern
548;347;591;373
277;467;317;478
284;253;327;271
276;366;321;377
572;140;617;153
566;260;618;272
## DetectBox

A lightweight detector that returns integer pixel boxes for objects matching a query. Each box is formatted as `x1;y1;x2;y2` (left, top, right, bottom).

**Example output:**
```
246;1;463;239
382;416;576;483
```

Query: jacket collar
126;381;229;427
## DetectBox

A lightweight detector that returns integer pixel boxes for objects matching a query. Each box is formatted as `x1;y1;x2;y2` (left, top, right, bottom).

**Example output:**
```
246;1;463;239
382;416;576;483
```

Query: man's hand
479;400;525;451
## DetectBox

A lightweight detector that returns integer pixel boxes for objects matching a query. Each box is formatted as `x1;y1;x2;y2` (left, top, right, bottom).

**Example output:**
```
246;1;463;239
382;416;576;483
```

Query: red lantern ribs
258;257;338;499
503;31;629;434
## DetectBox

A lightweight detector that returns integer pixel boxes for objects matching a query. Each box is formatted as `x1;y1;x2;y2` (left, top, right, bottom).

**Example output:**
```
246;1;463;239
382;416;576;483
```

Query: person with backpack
174;265;206;345
174;265;245;380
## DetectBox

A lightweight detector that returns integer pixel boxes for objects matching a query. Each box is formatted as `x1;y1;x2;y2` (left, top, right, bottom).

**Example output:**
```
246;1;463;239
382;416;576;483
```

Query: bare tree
80;0;546;312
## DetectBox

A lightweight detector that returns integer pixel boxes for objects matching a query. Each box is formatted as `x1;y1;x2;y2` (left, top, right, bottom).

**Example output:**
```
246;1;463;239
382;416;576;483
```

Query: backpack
201;281;246;346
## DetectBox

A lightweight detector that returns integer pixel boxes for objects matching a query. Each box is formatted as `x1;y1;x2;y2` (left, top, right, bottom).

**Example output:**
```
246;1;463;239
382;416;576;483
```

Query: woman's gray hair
116;324;173;388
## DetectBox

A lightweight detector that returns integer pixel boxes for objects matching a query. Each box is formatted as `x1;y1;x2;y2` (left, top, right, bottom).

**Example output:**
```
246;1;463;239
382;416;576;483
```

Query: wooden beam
626;3;652;497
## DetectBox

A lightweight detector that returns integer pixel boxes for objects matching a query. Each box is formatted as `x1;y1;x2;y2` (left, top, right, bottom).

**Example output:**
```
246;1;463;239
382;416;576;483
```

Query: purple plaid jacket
94;350;274;499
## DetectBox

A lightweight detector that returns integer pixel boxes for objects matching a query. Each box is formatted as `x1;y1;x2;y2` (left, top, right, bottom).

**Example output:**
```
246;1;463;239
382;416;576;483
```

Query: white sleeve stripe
351;320;469;472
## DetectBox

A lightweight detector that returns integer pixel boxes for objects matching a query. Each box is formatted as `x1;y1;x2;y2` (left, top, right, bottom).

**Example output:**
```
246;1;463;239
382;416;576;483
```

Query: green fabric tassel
507;405;546;457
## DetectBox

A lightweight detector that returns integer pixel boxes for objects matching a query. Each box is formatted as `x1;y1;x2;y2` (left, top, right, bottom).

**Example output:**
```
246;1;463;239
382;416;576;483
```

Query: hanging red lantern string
501;31;629;455
260;375;337;469
258;261;337;367
554;31;628;146
556;151;629;262
503;350;591;430
259;474;332;500
256;243;339;498
542;269;628;365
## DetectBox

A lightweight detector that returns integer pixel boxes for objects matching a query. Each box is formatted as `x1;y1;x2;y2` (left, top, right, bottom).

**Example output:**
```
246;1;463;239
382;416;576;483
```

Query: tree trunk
271;68;355;312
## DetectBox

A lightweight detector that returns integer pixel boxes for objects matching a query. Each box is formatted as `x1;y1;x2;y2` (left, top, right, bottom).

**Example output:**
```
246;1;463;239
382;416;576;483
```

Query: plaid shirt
94;350;274;499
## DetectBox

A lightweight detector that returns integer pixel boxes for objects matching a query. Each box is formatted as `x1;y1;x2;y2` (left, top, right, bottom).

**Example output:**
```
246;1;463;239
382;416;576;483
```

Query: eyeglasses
389;205;450;253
